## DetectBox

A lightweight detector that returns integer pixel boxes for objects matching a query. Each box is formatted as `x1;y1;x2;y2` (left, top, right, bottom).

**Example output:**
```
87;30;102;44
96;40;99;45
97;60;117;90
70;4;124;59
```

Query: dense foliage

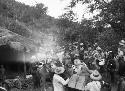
0;0;125;52
0;0;55;38
56;0;125;51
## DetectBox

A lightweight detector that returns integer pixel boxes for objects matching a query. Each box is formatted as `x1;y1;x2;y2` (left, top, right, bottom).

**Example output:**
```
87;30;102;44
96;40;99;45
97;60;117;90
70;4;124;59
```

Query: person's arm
86;66;93;74
55;74;69;85
81;64;93;74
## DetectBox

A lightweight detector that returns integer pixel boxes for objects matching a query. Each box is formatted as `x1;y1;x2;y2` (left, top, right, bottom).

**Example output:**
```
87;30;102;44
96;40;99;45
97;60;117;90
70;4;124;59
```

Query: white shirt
85;81;101;91
53;74;69;91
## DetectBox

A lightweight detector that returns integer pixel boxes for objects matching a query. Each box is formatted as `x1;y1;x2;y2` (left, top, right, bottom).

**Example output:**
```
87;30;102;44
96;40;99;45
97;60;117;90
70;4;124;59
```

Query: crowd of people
48;39;125;91
29;39;125;91
48;45;106;91
0;39;125;91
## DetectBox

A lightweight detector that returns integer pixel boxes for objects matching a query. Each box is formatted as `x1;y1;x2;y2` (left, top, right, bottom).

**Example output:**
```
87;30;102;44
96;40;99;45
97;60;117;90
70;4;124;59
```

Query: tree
57;12;80;46
56;0;125;51
69;0;125;37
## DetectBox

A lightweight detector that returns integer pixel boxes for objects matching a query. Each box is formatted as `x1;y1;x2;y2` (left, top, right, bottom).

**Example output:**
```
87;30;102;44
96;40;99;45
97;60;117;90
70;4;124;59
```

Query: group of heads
50;57;102;81
73;58;102;80
50;56;83;73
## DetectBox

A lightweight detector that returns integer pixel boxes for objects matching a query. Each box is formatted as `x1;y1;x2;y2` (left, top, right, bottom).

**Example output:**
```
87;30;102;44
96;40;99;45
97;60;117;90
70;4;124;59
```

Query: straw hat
90;70;102;80
119;40;125;46
55;67;65;74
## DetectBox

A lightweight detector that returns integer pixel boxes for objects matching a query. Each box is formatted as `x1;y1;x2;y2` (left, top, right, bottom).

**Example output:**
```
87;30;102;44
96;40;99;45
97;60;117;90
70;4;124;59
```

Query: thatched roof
0;27;38;52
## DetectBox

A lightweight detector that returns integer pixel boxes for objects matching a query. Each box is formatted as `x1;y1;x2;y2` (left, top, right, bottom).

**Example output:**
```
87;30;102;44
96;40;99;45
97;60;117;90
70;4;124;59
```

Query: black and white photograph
0;0;125;91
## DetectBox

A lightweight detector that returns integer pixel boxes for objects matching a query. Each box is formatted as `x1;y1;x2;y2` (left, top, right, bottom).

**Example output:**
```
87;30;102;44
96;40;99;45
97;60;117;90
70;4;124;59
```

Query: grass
10;81;53;91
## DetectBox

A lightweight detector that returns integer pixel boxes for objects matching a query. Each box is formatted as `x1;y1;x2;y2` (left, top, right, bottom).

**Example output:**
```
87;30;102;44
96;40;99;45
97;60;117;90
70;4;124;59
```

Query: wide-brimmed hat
90;70;102;80
55;67;65;74
119;40;125;46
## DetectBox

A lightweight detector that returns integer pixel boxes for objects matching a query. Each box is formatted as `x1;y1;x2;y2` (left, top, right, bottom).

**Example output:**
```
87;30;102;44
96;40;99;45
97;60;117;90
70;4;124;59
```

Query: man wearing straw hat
85;70;102;91
119;40;125;47
119;40;125;53
117;40;125;77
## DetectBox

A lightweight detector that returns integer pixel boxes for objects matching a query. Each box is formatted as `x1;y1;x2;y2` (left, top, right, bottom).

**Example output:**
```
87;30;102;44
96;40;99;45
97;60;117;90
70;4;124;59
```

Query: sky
15;0;100;21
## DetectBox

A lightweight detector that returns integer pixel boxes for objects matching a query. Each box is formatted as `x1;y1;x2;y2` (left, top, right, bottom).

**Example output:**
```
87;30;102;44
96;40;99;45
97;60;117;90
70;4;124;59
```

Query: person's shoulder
54;74;61;79
53;74;59;80
54;74;58;77
94;81;101;86
87;81;93;86
53;74;66;82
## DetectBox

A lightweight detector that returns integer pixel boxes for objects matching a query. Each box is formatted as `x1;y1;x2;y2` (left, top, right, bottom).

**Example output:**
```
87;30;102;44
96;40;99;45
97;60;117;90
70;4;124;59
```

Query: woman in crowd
74;58;93;84
68;58;93;91
52;61;70;91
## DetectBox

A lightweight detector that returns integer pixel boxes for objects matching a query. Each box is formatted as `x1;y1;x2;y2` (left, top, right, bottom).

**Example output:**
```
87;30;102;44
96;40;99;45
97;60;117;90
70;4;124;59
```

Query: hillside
0;0;60;51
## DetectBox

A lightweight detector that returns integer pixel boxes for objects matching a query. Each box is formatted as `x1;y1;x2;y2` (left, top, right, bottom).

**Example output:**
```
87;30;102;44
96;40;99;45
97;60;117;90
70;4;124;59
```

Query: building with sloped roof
0;27;39;74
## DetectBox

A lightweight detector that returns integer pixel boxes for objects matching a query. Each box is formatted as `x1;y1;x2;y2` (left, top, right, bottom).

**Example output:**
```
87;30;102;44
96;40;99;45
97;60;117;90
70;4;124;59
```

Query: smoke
29;33;65;63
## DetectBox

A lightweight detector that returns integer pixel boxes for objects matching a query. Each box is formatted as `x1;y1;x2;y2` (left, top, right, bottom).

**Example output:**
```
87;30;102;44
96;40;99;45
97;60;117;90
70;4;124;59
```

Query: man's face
74;59;81;65
51;63;56;69
118;48;124;56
